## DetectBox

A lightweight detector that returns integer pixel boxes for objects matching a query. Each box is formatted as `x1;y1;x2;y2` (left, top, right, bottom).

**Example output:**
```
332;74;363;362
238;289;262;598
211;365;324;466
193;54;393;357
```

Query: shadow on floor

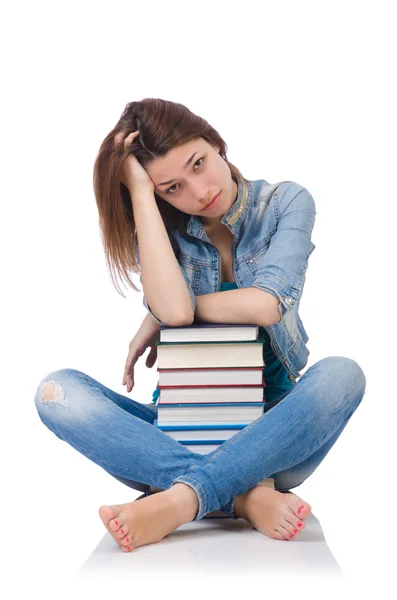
76;511;343;580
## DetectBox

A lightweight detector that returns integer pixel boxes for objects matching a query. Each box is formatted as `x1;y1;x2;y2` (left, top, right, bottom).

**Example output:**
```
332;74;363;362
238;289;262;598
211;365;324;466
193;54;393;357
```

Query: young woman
34;98;366;553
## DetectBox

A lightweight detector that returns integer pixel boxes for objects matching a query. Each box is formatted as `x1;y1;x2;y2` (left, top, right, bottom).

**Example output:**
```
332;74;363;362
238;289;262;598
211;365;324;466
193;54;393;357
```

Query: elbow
145;298;194;328
164;312;194;327
251;288;281;327
270;308;282;325
265;296;282;326
165;294;195;327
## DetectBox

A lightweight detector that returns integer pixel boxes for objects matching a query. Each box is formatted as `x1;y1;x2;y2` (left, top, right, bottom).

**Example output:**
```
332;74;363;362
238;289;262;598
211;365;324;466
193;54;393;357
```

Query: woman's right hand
114;130;155;196
122;313;161;392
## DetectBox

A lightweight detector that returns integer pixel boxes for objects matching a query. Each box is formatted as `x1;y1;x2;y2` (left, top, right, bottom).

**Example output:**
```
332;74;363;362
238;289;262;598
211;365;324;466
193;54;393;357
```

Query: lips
204;191;221;210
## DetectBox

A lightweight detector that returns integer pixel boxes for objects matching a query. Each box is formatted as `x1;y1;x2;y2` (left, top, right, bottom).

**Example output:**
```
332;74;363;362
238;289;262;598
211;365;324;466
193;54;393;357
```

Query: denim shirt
140;176;316;382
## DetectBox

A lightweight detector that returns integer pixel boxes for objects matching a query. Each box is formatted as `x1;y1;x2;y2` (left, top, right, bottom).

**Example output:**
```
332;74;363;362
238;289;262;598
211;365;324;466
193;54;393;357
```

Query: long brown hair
93;98;244;297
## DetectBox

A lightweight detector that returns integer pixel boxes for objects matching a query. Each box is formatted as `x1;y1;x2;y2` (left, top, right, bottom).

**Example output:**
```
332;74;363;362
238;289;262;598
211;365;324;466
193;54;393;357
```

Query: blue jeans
34;356;366;520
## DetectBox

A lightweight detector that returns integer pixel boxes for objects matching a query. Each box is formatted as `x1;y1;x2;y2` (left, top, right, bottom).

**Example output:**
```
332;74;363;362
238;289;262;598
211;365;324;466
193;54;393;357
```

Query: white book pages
157;343;264;369
160;325;259;342
159;386;264;403
158;368;263;386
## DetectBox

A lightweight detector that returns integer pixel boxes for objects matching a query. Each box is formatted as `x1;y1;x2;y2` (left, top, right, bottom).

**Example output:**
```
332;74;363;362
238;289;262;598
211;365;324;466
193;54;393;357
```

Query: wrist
129;185;155;203
146;312;161;328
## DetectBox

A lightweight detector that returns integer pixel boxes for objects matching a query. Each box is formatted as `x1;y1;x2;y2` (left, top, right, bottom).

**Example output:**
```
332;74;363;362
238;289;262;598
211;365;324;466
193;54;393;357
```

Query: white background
2;0;396;596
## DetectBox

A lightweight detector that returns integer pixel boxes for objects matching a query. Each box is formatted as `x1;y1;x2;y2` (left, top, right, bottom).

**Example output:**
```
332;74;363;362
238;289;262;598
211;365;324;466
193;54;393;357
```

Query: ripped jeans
34;356;366;520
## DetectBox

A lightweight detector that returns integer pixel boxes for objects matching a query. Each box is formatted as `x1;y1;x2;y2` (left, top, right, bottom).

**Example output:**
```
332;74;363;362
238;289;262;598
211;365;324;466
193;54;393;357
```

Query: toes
121;537;140;552
98;504;126;549
282;513;305;539
118;526;130;541
288;519;305;534
285;512;305;532
120;533;132;546
296;519;305;532
284;528;299;540
281;517;297;538
278;524;293;540
108;506;124;531
98;503;138;552
270;529;286;541
286;494;312;520
297;502;311;520
98;517;123;549
98;505;114;526
99;504;123;530
121;542;139;552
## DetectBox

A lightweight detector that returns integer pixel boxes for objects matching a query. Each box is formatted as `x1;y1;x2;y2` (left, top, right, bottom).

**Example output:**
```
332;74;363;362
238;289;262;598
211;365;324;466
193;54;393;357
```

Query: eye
166;157;204;194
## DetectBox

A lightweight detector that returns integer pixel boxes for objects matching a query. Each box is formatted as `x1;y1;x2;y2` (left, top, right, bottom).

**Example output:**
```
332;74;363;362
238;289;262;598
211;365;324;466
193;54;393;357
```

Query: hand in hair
114;130;155;197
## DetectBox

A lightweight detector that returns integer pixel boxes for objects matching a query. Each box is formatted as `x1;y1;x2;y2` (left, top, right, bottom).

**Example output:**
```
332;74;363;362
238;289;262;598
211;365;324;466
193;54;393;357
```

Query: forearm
132;189;194;326
142;311;162;331
194;288;279;328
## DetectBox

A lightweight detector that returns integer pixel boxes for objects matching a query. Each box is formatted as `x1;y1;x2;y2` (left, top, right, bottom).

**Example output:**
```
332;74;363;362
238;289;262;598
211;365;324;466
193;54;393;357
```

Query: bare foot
234;486;311;541
98;483;199;552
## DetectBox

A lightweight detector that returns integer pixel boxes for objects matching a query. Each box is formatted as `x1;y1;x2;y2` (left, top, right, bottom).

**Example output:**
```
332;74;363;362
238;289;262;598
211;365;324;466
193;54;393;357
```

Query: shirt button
286;297;293;304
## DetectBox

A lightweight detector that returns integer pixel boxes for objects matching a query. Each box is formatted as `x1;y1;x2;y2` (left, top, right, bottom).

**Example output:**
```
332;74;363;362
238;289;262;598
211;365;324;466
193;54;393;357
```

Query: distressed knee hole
39;380;67;406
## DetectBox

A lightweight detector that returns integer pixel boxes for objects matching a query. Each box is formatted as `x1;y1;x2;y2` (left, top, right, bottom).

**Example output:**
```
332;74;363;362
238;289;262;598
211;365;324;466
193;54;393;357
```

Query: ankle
234;484;270;520
234;492;248;520
169;483;200;521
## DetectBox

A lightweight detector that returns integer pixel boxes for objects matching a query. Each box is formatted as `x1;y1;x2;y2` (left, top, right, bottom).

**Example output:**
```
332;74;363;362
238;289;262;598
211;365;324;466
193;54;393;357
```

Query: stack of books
153;323;267;454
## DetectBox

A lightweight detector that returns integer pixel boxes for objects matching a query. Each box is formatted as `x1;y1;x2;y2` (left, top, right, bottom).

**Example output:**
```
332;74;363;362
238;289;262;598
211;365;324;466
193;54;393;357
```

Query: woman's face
145;137;238;229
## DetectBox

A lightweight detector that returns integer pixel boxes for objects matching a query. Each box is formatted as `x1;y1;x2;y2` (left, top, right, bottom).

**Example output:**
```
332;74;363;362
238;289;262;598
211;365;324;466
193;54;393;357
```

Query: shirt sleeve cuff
251;275;299;320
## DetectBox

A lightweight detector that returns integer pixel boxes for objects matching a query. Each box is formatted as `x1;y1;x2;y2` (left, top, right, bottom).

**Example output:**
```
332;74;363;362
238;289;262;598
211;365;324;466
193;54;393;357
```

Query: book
157;367;264;387
159;322;259;343
156;401;265;426
154;419;245;442
156;340;265;369
157;385;264;404
153;321;267;450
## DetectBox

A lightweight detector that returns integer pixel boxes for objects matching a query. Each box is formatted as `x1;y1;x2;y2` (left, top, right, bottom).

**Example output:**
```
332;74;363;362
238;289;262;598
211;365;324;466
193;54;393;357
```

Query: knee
37;379;66;405
318;356;367;406
34;368;79;412
332;356;366;393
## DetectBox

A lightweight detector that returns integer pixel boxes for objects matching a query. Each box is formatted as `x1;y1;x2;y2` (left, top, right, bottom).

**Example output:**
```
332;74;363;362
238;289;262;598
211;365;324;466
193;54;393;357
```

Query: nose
188;180;211;206
198;190;213;209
